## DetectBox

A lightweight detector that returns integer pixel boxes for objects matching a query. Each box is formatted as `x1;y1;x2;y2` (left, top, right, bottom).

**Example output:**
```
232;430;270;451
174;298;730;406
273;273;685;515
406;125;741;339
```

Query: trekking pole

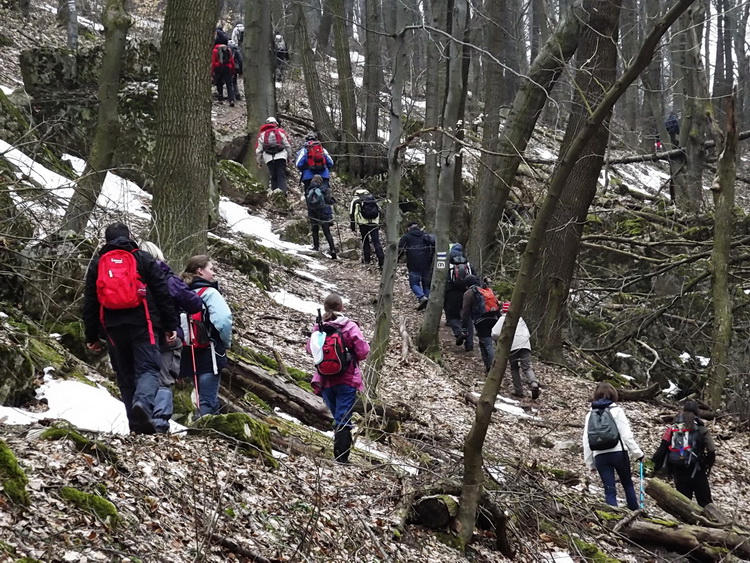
639;460;645;509
189;341;201;416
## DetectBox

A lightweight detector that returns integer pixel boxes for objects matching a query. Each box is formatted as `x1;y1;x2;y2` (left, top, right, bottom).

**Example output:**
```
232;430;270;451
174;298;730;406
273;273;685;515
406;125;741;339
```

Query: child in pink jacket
307;293;369;463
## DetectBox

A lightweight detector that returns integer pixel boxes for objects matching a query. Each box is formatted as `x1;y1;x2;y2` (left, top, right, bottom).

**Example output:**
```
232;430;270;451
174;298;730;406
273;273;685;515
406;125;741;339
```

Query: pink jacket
306;315;369;394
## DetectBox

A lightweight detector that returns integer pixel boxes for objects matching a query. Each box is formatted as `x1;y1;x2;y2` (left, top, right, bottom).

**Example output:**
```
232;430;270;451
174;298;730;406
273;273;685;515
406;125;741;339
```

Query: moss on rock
40;425;122;469
60;486;119;526
217;160;267;206
0;439;30;506
192;413;277;467
209;238;271;290
571;538;620;562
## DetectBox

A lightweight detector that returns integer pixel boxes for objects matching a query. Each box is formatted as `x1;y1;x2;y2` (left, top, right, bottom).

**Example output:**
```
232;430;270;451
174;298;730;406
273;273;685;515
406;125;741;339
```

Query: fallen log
412;495;459;529
645;478;727;527
617;383;661;402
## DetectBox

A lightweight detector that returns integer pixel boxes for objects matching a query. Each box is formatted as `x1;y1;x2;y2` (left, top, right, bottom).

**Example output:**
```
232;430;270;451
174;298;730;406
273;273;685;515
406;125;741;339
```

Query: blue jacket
398;228;435;272
295;143;334;181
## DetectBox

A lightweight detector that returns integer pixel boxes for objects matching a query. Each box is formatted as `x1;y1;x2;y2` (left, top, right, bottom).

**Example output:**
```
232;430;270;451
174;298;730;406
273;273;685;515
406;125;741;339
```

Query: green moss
280;219;312;246
60;486;119;526
645;517;678;527
209;238;271;290
242;236;301;269
572;313;612;337
0;540;15;556
595;510;623;521
232;348;314;393
45;321;87;359
217;159;267;205
619;218;644;236
40;426;121;468
0;439;30;506
244;392;272;412
491;280;514;301
192;413;277;467
172;384;196;424
434;531;462;550
287;366;313;393
571;538;620;562
15;558;42;563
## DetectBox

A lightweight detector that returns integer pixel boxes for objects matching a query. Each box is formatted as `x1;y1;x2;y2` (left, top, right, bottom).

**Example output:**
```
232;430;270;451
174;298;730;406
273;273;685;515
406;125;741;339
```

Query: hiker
651;401;716;507
179;255;233;417
460;275;500;372
398;222;435;311
214;26;229;45
231;21;244;47
274;33;289;81
583;382;644;510
306;174;337;259
306;292;369;463
491;301;540;399
82;223;179;435
228;40;243;101
665;111;680;146
255;117;292;194
349;188;384;269
211;41;236;106
445;243;475;350
139;242;203;433
295;132;334;192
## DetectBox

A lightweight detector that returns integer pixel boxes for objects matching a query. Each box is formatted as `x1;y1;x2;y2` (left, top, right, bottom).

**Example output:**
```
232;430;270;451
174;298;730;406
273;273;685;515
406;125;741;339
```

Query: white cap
275;34;283;40
266;117;278;124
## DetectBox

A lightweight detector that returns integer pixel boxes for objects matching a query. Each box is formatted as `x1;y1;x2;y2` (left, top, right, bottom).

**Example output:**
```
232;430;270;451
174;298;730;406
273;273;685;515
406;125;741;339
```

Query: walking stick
189;334;201;415
639;460;645;509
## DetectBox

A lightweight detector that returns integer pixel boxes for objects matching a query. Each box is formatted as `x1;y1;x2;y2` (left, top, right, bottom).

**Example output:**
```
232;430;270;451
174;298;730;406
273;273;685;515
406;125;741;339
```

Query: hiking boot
131;402;156;435
455;334;465;346
333;426;352;464
416;296;429;311
511;390;524;399
330;252;337;260
310;245;319;252
531;383;540;400
229;101;235;107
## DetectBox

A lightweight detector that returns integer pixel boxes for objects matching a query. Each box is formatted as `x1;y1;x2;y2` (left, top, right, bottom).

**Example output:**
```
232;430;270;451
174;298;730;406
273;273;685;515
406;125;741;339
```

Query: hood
235;23;244;30
156;260;175;276
450;243;463;258
404;228;425;242
321;314;352;328
188;278;220;292
100;236;138;255
591;398;615;409
259;122;278;133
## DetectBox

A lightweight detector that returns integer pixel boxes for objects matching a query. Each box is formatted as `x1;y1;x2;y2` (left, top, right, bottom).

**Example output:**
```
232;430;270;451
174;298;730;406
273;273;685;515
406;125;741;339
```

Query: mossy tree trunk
705;91;737;409
416;0;467;359
365;1;408;394
456;0;695;547
150;0;216;266
61;0;131;235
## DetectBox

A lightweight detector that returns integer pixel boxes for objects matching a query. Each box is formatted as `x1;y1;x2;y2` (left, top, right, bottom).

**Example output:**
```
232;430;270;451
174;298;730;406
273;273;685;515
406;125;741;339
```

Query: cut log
617;383;660;402
411;495;459;529
623;521;750;561
645;478;729;527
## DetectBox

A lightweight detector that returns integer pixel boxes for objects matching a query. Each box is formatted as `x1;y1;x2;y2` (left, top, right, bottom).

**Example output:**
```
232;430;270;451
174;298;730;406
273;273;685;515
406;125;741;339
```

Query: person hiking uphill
306;292;369;463
179;255;233;417
296;132;334;192
82;223;179;435
274;33;289;81
445;243;475;349
651;401;716;507
349;188;384;269
231;21;244;47
228;40;243;101
139;241;203;433
461;275;499;372
214;26;229;45
491;301;540;399
211;41;236;106
306;174;337;259
583;382;644;510
398;222;435;311
256;117;292;195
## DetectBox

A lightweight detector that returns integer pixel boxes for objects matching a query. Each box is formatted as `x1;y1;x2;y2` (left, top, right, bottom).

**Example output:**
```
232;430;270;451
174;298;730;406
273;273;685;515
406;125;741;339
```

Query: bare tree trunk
705;90;736;409
641;0;670;149
61;0;131;234
243;0;276;178
365;1;408;393
456;0;695;547
362;0;383;176
316;0;334;55
530;0;549;62
618;0;638;145
733;0;750;152
150;0;216;266
416;0;467;358
711;0;732;126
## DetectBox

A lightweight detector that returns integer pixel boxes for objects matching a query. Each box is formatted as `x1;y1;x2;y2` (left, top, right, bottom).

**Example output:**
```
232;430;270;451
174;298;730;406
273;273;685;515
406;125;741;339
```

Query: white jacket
491;315;531;351
582;403;643;469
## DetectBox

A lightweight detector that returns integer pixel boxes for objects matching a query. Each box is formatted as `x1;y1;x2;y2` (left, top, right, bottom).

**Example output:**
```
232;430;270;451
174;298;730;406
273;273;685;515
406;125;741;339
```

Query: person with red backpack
211;41;236;106
460;275;500;373
306;293;369;463
295;132;334;192
82;223;179;434
256;117;293;195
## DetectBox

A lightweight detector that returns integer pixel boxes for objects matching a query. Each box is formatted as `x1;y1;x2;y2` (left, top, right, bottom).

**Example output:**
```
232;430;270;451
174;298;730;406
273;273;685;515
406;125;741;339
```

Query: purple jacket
306;315;369;394
157;261;203;340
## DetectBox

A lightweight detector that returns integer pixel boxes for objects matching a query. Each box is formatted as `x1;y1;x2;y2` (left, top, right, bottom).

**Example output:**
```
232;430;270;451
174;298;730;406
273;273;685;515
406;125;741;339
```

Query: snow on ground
293;269;337;290
221;199;311;256
267;289;324;315
97;171;152;220
1;85;13;95
467;392;540;420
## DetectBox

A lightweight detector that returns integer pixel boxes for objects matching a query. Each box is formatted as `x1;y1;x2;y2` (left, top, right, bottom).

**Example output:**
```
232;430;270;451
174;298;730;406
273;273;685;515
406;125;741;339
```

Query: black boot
333;426;352;463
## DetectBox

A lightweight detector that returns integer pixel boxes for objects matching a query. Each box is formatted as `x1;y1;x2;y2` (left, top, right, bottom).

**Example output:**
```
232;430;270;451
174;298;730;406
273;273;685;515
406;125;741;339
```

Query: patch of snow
350;52;365;65
696;355;710;367
679;351;691;363
404;147;426;164
62;153;87;175
267;289;321;316
619;374;634;381
663;380;680;397
615;352;632;358
294;269;337;290
1;85;13;95
96;172;152;220
540;552;575;563
535;147;556;160
468;392;540;420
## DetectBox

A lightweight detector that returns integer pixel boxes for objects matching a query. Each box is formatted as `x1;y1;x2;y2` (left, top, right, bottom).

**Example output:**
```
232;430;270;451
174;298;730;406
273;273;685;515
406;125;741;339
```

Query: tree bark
150;0;216;266
623;521;750;561
705;90;736;409
61;0;131;235
316;0;334;54
417;0;467;359
362;0;384;176
456;0;696;548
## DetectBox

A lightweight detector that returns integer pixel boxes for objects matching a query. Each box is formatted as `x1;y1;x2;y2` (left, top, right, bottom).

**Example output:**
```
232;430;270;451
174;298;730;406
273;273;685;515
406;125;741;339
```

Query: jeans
152;386;173;433
311;219;336;253
214;66;235;102
359;224;384;267
478;336;495;372
595;450;639;510
266;158;287;193
321;384;357;428
408;269;432;300
510;348;538;393
197;371;221;417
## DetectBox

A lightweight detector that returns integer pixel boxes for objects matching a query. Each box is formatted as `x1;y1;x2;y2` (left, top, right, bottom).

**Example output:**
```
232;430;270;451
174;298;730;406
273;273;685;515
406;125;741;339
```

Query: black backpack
359;195;380;220
667;416;702;468
237;29;244;45
450;256;472;283
587;406;622;451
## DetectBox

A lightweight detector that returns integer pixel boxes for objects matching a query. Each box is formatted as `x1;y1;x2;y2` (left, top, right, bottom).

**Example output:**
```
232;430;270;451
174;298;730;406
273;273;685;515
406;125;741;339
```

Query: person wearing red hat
491;301;540;399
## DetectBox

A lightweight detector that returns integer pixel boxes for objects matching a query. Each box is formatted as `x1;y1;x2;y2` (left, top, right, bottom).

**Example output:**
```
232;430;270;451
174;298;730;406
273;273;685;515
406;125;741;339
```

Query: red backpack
472;286;500;318
314;312;352;377
96;249;146;310
183;287;211;349
261;127;285;154
306;141;326;171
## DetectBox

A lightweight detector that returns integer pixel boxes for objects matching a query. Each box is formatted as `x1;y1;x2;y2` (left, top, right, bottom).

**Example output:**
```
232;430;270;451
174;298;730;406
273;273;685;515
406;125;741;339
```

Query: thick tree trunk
417;0;467;359
499;0;523;104
618;0;638;145
526;0;623;361
150;0;216;266
61;0;131;235
362;0;383;176
316;0;334;55
365;1;408;393
456;0;696;547
705;91;736;409
733;1;750;152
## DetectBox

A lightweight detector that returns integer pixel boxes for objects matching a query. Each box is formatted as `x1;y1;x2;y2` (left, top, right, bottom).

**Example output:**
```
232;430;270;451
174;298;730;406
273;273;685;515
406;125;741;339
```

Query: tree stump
411;495;459;529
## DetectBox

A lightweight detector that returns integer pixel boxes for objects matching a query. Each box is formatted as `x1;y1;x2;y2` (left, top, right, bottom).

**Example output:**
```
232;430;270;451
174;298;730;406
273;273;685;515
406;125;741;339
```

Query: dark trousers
595;450;639;510
105;324;162;433
215;66;235;102
445;289;473;350
232;74;240;98
672;466;713;507
267;158;288;193
311;219;336;253
358;224;384;267
475;316;497;371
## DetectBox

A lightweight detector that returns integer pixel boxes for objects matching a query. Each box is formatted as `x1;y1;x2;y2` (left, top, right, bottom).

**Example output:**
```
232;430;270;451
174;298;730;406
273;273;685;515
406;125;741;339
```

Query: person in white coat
491;301;540;399
255;117;293;194
582;382;644;510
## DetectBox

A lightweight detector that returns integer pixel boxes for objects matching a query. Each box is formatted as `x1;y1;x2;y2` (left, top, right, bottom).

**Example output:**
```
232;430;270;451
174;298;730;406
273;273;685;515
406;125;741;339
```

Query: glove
350;222;356;232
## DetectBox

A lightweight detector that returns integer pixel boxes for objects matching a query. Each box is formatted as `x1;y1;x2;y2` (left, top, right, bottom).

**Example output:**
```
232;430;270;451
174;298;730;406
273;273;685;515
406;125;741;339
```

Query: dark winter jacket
229;43;243;75
214;28;229;45
397;228;435;273
82;237;178;343
445;243;475;293
651;416;716;472
306;183;334;223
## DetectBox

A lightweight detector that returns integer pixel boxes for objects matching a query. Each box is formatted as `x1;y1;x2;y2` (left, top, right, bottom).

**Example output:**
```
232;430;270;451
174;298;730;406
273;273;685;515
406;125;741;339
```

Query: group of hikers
212;23;289;105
